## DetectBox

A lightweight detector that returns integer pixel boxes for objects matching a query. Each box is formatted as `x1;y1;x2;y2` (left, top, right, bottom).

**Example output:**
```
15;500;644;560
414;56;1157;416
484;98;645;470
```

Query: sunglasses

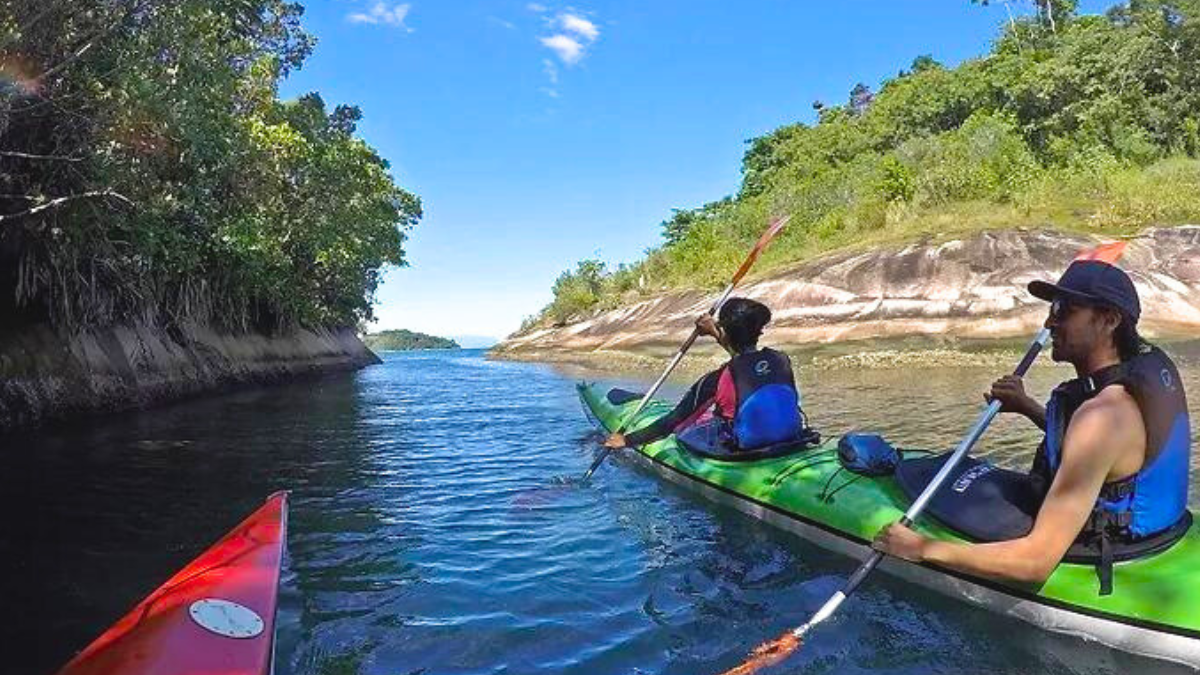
1049;297;1110;321
1049;297;1082;321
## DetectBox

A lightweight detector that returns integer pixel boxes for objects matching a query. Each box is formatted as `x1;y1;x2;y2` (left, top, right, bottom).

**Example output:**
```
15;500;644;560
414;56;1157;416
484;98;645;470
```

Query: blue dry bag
837;433;900;476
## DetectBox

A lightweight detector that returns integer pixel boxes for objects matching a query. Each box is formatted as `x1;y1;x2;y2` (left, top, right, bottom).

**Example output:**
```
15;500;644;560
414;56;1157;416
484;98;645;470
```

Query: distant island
364;330;460;351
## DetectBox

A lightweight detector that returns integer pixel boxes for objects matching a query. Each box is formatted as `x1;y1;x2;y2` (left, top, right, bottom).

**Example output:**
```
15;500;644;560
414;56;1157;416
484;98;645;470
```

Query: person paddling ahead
604;297;808;452
874;261;1192;592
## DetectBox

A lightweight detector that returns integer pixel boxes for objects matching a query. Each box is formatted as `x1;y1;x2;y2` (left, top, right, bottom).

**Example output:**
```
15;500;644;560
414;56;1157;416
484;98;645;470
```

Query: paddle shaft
789;327;1051;640
580;216;790;482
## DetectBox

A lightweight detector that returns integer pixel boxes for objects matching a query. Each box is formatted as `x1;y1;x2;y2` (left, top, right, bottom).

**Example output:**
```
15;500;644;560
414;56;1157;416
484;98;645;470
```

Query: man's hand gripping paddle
714;239;1128;675
580;215;790;483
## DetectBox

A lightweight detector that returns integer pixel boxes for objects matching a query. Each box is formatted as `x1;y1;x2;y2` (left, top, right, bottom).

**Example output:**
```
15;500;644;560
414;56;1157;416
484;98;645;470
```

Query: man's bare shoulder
1078;384;1140;421
1067;384;1145;466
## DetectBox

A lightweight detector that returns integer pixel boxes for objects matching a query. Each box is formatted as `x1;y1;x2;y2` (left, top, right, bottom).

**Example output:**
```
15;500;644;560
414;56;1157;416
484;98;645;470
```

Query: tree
849;82;874;115
970;0;1079;33
905;54;943;75
0;0;420;330
660;197;734;246
548;259;608;322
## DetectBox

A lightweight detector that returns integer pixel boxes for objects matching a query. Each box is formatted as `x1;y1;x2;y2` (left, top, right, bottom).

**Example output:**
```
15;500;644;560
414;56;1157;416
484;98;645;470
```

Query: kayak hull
578;382;1200;668
57;492;289;675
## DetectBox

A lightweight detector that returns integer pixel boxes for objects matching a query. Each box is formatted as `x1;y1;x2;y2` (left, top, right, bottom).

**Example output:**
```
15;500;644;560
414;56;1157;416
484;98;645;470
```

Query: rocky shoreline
493;227;1200;365
0;321;379;434
491;340;1039;380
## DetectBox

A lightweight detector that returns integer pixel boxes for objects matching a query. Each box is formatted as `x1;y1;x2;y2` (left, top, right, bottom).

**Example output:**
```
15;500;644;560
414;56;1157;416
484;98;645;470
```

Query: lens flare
0;54;42;95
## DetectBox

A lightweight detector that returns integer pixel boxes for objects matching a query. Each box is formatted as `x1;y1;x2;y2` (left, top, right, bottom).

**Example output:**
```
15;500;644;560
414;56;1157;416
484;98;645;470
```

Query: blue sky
281;1;1110;344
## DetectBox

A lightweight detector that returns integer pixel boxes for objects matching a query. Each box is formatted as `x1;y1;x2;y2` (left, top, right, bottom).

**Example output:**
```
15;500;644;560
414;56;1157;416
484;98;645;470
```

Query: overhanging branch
0;150;83;162
0;190;133;224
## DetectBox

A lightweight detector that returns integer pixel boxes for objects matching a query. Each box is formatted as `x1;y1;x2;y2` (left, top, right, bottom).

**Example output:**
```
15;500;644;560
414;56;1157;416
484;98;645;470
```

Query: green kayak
578;382;1200;668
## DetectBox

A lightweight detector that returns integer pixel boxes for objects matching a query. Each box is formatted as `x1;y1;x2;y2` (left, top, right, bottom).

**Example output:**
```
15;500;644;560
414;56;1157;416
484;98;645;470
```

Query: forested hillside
530;0;1200;328
0;1;421;332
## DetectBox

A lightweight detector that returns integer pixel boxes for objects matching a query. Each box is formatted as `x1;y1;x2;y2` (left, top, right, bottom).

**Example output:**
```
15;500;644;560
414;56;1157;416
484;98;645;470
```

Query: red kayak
57;492;289;675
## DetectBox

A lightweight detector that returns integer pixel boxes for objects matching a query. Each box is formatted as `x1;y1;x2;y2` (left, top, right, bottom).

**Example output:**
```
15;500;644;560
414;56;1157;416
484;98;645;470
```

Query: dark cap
1028;260;1140;323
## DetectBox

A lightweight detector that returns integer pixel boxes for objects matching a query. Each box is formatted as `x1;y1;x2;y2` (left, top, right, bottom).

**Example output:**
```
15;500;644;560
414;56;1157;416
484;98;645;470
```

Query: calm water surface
5;346;1200;675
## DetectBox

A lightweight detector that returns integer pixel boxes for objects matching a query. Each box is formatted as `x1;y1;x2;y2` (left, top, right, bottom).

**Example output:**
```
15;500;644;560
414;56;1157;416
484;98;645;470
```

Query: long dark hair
1114;315;1144;361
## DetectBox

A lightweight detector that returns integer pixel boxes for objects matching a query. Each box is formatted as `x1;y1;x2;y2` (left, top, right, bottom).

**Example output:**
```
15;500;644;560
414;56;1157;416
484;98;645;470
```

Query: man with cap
874;260;1191;591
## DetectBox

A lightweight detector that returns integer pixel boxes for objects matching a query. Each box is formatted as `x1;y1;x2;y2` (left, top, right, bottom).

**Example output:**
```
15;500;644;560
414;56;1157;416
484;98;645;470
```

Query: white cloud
488;16;516;30
531;8;600;96
558;13;598;41
540;34;584;65
538;11;598;66
348;2;414;31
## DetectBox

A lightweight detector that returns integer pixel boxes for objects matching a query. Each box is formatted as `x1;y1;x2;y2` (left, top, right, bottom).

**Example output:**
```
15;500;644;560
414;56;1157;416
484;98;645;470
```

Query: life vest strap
1097;475;1135;501
1099;532;1114;596
1085;507;1132;532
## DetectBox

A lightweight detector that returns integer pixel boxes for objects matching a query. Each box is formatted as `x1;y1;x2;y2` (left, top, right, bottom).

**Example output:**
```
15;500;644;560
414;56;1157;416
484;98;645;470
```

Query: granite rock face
0;321;379;433
495;227;1200;358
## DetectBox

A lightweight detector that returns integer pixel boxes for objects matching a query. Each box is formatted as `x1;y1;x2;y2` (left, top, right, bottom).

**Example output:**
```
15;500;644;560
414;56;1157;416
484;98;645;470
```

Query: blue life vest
715;348;803;449
1038;344;1191;541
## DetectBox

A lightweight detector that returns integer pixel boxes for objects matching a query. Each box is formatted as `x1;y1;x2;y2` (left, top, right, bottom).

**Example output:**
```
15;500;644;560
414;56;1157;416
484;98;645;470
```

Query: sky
280;0;1111;345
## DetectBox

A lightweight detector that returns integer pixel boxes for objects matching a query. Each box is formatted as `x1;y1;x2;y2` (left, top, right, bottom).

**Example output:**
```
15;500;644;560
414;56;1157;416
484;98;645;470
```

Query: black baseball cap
1028;260;1140;324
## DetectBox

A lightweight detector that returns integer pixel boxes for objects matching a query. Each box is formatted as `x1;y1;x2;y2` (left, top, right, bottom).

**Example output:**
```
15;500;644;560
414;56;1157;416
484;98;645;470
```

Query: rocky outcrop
0;321;379;433
494;227;1200;359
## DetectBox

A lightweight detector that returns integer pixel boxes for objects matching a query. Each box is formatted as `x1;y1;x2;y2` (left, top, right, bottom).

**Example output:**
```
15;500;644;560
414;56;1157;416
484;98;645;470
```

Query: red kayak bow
57;492;289;675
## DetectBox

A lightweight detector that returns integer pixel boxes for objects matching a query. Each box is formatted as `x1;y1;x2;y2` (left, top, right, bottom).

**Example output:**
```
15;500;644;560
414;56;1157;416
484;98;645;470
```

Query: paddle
580;214;791;482
715;239;1129;675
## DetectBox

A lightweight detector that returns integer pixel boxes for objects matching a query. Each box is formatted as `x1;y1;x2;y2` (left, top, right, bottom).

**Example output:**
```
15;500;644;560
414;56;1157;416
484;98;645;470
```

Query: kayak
56;492;289;675
577;382;1200;667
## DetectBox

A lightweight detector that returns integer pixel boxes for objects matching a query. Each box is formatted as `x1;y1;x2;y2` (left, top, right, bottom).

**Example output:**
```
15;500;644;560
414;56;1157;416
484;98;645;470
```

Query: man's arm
874;388;1140;584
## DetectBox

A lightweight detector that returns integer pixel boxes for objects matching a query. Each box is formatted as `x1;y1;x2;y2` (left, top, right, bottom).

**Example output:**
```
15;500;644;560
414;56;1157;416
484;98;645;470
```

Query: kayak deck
578;382;1200;667
56;492;289;675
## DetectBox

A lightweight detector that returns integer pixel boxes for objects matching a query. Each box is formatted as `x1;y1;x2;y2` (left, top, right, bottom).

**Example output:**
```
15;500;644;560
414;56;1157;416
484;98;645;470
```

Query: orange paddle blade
1074;241;1127;264
731;215;791;284
716;631;802;675
756;214;791;249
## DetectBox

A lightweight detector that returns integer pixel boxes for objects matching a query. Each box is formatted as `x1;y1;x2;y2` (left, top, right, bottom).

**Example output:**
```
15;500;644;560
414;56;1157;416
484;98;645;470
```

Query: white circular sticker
188;598;265;639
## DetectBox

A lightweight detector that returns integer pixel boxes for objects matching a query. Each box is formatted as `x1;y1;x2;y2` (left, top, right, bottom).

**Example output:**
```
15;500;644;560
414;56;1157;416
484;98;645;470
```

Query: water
4;347;1200;675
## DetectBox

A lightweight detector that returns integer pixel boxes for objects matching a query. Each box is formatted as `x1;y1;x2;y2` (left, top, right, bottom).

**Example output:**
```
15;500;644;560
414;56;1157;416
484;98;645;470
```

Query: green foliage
1088;156;1200;229
904;55;943;76
897;112;1041;205
364;329;459;351
546;258;608;323
527;1;1200;331
878;155;916;203
0;1;420;331
660;197;733;247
